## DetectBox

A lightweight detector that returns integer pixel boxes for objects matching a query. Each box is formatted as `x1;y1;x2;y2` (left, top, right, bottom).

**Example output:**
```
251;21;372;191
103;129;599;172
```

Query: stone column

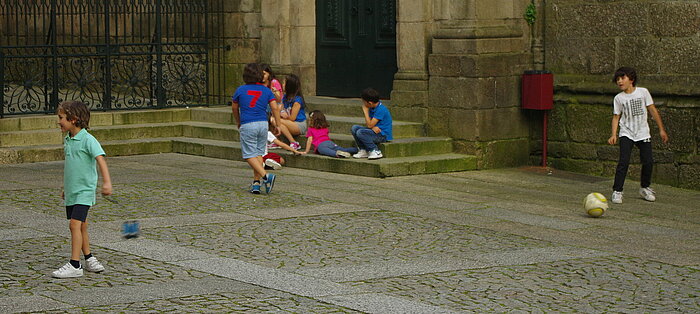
389;0;433;122
209;0;261;103
427;0;532;168
261;0;316;96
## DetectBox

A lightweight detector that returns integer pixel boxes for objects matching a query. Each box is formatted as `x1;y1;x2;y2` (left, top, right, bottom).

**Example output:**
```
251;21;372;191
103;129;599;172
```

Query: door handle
351;6;358;16
366;7;373;15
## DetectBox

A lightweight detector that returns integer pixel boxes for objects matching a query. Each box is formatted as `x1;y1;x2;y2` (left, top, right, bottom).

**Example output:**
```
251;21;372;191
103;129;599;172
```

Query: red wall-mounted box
521;71;553;110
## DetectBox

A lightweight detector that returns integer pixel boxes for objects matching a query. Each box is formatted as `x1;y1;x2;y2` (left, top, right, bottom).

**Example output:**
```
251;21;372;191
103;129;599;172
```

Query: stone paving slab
144;211;555;271
318;293;458;314
250;203;380;220
1;153;698;313
295;247;611;282
467;207;590;230
39;277;253;308
346;255;700;312
175;257;367;298
41;289;362;313
99;239;222;262
0;296;70;313
0;227;52;241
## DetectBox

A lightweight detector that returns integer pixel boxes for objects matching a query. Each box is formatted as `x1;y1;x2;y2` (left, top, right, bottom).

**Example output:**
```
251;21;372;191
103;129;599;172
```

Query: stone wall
209;0;262;104
260;0;316;96
423;0;534;169
540;0;700;190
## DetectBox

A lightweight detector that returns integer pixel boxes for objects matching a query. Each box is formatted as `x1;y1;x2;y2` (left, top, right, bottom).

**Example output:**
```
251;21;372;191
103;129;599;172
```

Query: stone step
0;138;174;164
0;105;477;176
305;96;377;117
0;120;449;158
173;137;476;178
190;97;375;123
183;121;445;157
322;115;423;138
322;134;453;157
0;108;191;132
0;123;184;147
0;137;475;177
190;106;423;138
0;128;64;147
183;121;448;157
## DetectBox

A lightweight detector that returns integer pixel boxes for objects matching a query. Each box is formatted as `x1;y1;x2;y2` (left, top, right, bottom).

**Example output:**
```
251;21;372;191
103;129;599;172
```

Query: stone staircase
0;97;477;177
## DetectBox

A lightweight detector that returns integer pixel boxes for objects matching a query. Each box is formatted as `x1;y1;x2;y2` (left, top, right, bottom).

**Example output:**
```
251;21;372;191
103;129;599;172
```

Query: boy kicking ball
608;67;669;204
53;101;112;278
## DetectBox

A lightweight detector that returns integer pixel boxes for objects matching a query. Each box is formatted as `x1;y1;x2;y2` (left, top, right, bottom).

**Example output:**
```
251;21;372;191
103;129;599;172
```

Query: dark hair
361;88;380;103
261;63;276;84
243;63;263;84
283;74;304;105
308;110;330;129
613;67;637;86
57;101;91;129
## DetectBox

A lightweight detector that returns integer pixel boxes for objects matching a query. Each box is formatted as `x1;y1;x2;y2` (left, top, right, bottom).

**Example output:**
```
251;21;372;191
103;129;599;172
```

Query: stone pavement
1;153;698;313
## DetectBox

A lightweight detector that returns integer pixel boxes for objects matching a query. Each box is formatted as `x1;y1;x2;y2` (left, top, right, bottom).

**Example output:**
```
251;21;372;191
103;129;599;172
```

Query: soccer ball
583;192;608;218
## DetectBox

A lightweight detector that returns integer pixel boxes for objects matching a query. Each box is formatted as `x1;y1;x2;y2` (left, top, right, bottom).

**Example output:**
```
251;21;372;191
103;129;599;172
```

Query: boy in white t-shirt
608;67;669;204
263;131;304;170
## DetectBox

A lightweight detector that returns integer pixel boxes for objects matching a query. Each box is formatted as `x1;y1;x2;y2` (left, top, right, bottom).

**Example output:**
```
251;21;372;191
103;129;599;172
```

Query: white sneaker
336;151;351;158
639;187;656;202
52;263;83;278
368;150;383;160
353;150;369;159
84;256;105;273
611;191;623;204
264;158;282;170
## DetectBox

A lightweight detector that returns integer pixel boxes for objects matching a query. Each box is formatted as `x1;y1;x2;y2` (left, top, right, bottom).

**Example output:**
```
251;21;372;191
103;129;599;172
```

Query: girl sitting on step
302;110;359;158
275;74;307;150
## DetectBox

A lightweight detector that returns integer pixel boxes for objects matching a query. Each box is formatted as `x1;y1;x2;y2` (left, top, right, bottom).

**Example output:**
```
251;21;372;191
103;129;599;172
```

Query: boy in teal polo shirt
52;101;113;278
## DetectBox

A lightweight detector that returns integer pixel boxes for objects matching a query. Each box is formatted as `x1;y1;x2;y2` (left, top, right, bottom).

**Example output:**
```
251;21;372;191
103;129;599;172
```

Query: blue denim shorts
239;121;268;159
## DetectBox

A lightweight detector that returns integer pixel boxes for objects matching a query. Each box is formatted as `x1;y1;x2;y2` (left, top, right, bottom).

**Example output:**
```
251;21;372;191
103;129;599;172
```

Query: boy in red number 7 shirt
232;63;282;194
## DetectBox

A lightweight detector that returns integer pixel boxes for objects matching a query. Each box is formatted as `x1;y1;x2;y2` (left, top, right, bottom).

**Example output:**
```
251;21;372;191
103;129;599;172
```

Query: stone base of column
427;20;533;168
390;71;429;123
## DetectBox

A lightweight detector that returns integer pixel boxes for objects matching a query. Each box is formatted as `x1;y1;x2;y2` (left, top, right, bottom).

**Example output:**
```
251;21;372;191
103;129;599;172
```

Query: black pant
613;136;653;192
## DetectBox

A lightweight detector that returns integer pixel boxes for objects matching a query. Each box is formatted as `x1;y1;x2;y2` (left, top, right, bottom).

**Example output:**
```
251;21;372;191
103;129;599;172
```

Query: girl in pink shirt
261;64;285;116
303;110;359;158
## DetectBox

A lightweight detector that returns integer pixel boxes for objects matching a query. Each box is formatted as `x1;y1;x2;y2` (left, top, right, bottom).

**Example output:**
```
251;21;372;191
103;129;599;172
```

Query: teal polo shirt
63;129;105;206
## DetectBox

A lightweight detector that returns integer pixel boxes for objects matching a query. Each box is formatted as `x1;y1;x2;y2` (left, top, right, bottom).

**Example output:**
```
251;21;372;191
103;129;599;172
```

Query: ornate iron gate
0;0;210;117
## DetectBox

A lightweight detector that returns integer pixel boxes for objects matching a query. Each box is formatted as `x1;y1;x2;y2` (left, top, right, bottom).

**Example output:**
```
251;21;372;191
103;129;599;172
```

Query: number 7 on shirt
247;90;262;108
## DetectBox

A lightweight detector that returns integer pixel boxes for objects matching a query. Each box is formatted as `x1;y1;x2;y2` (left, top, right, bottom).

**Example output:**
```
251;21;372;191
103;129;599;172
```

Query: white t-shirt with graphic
613;87;653;141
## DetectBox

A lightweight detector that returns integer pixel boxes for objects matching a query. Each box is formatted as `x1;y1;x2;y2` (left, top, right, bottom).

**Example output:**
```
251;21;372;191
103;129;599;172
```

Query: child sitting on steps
263;129;303;170
303;110;359;158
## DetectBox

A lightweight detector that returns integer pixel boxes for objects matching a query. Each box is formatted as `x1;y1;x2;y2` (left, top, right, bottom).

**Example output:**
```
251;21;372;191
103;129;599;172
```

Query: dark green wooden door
316;0;397;98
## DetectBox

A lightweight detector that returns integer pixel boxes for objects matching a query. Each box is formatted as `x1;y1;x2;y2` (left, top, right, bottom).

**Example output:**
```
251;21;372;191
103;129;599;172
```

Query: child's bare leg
69;219;83;261
246;156;267;180
280;119;301;136
278;123;296;143
81;221;91;256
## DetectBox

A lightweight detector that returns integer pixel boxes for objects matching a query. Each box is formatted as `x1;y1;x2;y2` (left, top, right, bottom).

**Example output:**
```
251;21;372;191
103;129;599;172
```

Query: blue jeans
316;140;358;157
351;125;387;152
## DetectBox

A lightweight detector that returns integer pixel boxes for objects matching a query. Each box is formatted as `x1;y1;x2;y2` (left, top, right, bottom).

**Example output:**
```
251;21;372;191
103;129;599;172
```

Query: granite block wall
539;0;700;190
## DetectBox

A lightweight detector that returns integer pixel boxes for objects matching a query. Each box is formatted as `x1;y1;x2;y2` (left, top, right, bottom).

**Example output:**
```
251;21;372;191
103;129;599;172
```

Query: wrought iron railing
0;0;213;117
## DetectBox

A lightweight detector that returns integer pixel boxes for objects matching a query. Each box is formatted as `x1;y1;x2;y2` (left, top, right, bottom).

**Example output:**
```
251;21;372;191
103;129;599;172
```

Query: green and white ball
583;192;609;218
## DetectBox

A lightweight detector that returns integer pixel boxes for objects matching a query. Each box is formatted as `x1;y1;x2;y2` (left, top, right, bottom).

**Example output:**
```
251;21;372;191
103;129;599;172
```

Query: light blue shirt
63;129;105;206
